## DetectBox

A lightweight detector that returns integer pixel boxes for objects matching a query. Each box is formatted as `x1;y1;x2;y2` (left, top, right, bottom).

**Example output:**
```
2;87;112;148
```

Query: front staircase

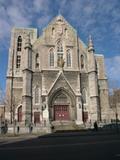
51;121;85;132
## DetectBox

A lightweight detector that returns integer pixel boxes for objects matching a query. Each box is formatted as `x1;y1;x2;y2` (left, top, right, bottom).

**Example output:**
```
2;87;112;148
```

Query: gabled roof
48;70;75;95
33;14;87;50
43;14;77;34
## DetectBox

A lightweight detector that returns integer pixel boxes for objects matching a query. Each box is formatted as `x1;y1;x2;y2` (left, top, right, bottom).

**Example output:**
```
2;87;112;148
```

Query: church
5;15;110;133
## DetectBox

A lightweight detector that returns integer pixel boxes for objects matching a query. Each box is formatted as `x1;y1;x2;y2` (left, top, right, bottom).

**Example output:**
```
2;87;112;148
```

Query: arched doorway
49;88;76;122
18;105;22;122
34;112;40;124
54;94;70;121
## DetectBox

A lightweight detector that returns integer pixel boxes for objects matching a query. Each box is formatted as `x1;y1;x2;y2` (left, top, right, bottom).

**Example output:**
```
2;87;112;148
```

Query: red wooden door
83;111;88;122
34;112;40;124
18;106;22;122
54;105;69;120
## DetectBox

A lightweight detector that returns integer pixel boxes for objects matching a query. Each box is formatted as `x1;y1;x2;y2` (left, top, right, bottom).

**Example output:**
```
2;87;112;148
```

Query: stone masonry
5;15;111;133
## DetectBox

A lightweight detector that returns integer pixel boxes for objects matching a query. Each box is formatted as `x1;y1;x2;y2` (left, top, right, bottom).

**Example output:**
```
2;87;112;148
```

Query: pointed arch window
17;36;22;51
35;86;39;104
18;105;22;122
16;55;21;68
66;49;71;67
57;40;63;67
81;55;84;69
35;53;39;69
57;40;63;52
49;48;54;67
65;28;68;37
52;27;55;36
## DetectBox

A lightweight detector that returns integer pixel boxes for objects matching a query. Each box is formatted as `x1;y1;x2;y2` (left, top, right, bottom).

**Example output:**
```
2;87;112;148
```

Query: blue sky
0;0;120;92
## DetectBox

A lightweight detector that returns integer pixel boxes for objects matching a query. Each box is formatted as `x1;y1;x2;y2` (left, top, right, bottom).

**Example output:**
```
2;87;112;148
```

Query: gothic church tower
5;15;110;132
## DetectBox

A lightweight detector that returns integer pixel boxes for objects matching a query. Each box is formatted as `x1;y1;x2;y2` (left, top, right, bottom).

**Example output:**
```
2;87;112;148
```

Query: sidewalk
39;129;120;138
0;134;39;145
0;129;119;145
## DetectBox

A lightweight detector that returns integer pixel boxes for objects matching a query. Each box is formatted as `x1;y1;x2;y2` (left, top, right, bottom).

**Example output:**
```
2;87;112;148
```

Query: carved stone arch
48;87;76;121
15;104;22;123
48;87;75;105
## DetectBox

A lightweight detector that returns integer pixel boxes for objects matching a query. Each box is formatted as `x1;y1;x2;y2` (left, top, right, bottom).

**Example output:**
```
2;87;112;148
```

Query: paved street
0;132;120;160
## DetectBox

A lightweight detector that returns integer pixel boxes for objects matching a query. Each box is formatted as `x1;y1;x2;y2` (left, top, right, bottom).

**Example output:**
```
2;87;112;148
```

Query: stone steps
51;121;85;131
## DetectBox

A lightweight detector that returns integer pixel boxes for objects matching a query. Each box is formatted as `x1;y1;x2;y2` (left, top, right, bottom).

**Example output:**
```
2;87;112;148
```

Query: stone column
22;34;32;125
75;96;83;125
88;35;99;122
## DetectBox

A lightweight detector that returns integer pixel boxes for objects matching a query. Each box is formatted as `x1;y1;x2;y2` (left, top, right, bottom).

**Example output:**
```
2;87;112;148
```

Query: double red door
54;105;69;121
83;111;88;122
18;106;22;122
34;112;40;124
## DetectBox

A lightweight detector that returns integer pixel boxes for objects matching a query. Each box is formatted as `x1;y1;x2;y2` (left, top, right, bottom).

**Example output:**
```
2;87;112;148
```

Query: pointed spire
57;9;63;22
88;35;95;52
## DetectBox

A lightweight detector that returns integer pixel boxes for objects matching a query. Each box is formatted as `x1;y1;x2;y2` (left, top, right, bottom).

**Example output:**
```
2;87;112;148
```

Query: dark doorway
34;112;40;124
18;106;22;122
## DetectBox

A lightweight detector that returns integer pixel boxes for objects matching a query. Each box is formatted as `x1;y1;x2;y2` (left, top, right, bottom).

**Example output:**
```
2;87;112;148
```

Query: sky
0;0;120;93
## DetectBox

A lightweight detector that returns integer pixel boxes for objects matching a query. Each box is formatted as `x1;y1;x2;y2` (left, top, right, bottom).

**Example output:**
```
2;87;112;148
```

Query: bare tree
0;86;19;135
109;89;120;133
110;89;120;114
0;87;5;121
5;94;18;135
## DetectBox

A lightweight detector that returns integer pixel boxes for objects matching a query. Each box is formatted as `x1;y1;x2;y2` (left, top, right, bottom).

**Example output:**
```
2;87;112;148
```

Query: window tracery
57;40;63;67
49;48;54;67
17;36;22;51
16;55;21;68
66;49;71;67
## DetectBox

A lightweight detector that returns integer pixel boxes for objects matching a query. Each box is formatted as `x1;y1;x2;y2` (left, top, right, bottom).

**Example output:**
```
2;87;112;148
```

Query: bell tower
22;34;33;125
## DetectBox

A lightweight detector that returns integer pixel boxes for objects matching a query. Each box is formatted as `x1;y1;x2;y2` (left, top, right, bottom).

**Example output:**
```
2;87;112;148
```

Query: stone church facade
5;15;110;132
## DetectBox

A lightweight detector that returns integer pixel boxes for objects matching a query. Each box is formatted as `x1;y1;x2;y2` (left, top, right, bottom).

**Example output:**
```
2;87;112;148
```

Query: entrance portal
49;88;76;122
54;105;69;121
